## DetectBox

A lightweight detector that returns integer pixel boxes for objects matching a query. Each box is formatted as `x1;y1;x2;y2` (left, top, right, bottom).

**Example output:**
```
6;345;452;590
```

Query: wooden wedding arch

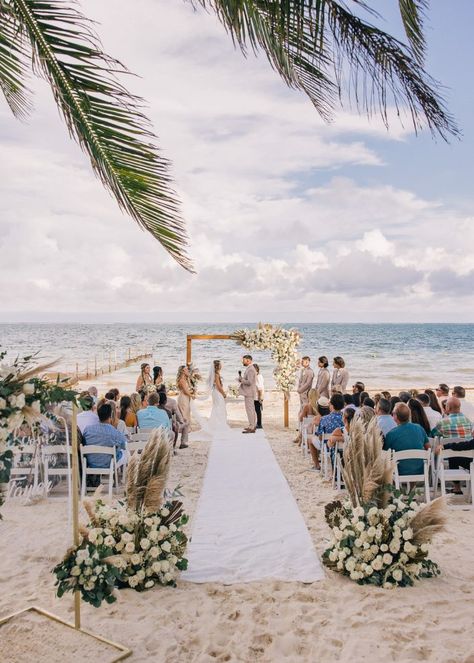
185;334;290;427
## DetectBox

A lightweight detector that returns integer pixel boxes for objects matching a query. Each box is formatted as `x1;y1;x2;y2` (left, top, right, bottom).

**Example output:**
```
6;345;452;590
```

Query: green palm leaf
6;0;192;271
199;0;458;139
0;4;32;119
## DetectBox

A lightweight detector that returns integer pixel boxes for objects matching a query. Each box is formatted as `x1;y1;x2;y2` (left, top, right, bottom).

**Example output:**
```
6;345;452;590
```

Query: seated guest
307;397;331;470
119;395;137;428
158;385;188;449
352;382;365;407
87;385;98;404
105;389;120;403
424;389;442;415
363;397;375;409
435;383;450;408
317;393;345;437
130;392;142;416
389;395;401;413
137;392;171;430
381;391;392;400
343;393;356;410
294;389;319;444
408;398;431;435
77;393;99;434
328;407;356;448
373;393;382;407
82;402;127;469
376;398;397;437
431;397;473;439
384;403;429;475
416;393;442;430
435;436;474;494
359;392;370;407
452;386;474;421
398;391;411;404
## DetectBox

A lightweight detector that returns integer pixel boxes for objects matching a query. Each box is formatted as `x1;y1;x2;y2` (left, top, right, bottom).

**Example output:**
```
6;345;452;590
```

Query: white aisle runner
181;429;324;584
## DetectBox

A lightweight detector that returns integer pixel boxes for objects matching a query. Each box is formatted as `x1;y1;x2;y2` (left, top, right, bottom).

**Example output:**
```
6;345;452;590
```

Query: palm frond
0;5;32;119
199;1;458;139
9;0;192;270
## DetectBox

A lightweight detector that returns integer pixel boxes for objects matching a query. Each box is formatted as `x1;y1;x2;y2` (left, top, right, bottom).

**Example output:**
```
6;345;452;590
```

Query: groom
238;354;257;433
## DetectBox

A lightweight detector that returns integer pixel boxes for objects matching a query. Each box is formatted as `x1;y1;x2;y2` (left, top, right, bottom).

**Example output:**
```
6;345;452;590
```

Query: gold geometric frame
0;606;132;662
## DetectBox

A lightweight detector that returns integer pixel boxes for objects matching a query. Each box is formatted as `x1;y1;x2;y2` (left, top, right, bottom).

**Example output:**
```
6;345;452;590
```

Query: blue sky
0;0;473;323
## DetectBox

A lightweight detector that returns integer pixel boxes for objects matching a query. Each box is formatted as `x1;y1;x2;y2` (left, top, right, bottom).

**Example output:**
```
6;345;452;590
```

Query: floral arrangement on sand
53;429;188;607
323;420;446;588
0;351;77;511
232;323;300;394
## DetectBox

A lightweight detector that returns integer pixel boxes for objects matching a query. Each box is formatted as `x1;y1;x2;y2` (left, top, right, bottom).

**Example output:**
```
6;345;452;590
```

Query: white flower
121;532;133;543
104;535;115;547
145;580;154;588
149;546;159;559
383;582;394;589
368;507;378;517
164;572;173;582
392;569;403;582
365;565;373;576
152;562;162;573
130;554;141;565
71;566;81;576
345;559;356;572
31;400;41;415
160;508;170;517
148;530;159;542
76;549;89;562
140;538;151;550
355;521;365;533
125;541;135;553
400;553;409;563
22;383;35;396
371;557;383;571
420;543;429;553
382;553;393;565
8;394;17;407
144;518;153;527
115;541;124;551
367;526;376;538
353;506;365;518
161;540;172;553
402;528;413;541
136;569;146;581
128;575;139;588
0;397;6;409
160;560;170;572
339;518;350;531
389;539;401;554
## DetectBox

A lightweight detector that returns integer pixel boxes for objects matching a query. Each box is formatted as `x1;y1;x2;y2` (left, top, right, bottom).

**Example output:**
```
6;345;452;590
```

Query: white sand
1;394;474;662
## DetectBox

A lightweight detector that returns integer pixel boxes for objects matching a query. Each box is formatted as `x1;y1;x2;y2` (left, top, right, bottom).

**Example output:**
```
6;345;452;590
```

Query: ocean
1;323;473;391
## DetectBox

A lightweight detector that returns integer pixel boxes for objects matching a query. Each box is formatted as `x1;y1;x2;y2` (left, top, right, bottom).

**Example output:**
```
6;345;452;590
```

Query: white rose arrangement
232;324;300;394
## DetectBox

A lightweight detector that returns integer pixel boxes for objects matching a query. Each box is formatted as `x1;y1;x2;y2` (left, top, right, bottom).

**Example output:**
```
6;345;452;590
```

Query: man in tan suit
297;356;314;415
238;354;258;433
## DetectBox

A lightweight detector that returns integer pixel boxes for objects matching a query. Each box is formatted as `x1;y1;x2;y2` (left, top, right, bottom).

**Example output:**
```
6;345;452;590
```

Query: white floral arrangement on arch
323;420;446;588
231;323;300;394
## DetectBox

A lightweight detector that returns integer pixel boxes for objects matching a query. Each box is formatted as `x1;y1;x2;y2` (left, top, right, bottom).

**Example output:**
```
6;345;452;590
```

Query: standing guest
431;397;473;439
153;366;165;390
331;356;349;394
77;393;99;434
137;392;171;430
415;393;442;431
352;382;365;407
389;395;401;413
424;389;442;415
452;386;474;421
119;395;137;428
130;392;142;417
398;391;411;404
136;363;153;393
408;398;431;435
254;363;265;430
87;386;98;404
314;356;330;399
296;357;315;414
376;398;397;437
82;402;127;470
158;385;188;449
384;403;429;476
176;365;193;425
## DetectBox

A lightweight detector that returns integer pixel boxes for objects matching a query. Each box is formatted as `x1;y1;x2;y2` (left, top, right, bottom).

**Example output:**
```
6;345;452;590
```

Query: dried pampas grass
411;497;447;545
126;428;171;514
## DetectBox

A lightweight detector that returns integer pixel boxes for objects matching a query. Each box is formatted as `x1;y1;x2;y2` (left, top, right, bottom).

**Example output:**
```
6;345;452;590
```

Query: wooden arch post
186;334;290;428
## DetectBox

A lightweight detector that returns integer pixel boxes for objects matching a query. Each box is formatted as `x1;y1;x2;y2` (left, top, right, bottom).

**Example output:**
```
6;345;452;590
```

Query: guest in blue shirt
376;398;397;437
384;403;428;475
317;393;345;436
137;392;172;430
82;402;128;468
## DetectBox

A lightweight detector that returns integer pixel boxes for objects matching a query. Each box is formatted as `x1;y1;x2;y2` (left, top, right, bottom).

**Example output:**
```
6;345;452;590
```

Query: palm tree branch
0;4;32;119
10;0;193;270
397;0;428;64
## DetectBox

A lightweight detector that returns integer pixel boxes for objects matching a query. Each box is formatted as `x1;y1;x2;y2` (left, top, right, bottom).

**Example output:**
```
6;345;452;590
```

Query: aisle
181;428;324;584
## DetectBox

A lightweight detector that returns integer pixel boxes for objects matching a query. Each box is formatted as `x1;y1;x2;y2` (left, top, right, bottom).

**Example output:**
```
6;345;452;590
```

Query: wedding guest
373;393;382;408
158;385;188;449
416;393;442;430
105;390;117;401
294;389;320;445
376;398;397;437
87;385;98;404
389;395;401;413
177;365;193;425
408;398;431;435
130;392;142;416
435;383;450;406
77;394;99;434
317;393;345;436
136;363;153;393
137;392;171;430
343;393;356;410
308;397;331;470
435;436;474;494
363;397;375;409
296;357;315;415
82;402;127;469
431;397;473;439
352;382;365;407
107;399;129;438
254;363;264;430
452;386;474;421
398;391;411;404
381;391;392;400
314;356;330;398
359;391;370;407
331;356;349;394
119;395;137;428
424;389;442;415
384;403;429;476
153;366;165;390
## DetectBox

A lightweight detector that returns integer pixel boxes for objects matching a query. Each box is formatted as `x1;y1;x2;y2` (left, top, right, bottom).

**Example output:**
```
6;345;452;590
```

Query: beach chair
80;445;118;499
392;449;431;503
434;447;474;508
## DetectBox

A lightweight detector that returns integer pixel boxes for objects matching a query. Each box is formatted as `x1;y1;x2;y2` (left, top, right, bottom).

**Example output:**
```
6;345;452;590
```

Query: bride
192;359;230;436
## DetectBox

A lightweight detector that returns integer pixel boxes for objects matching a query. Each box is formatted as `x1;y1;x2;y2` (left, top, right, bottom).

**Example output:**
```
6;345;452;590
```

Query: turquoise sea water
1;323;473;390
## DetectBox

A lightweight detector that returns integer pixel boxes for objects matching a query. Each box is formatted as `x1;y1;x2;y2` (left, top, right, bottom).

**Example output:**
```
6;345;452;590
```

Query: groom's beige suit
239;363;258;429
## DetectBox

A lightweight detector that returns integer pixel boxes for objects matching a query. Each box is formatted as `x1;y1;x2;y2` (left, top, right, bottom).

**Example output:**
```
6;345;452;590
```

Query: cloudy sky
1;0;473;323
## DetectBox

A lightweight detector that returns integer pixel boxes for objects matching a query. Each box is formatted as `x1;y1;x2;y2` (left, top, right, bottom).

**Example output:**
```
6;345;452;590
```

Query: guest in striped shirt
431;397;473;439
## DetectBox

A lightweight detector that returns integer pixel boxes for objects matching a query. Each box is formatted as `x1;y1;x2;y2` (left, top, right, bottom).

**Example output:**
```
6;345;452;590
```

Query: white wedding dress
191;365;230;438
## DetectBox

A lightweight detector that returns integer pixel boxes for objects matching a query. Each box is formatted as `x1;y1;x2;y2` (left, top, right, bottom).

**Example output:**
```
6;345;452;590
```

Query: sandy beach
1;392;474;662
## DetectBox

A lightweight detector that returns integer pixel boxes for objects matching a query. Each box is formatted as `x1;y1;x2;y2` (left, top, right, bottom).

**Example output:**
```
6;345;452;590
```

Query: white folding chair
332;439;346;490
42;444;72;500
9;437;39;491
393;449;432;503
80;445;118;498
301;416;314;457
427;437;438;484
434;448;474;508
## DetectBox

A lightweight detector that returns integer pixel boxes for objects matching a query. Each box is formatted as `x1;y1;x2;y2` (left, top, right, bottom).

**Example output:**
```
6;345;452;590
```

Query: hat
317;396;330;407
